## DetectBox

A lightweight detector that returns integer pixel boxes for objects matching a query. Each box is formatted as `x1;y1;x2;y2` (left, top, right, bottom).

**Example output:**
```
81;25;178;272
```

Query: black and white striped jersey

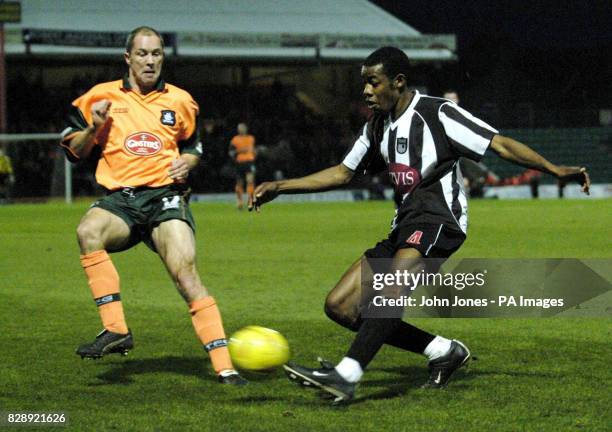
342;90;498;233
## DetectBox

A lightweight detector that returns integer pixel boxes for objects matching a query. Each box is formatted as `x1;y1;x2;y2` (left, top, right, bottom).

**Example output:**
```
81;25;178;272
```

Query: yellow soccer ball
229;326;290;371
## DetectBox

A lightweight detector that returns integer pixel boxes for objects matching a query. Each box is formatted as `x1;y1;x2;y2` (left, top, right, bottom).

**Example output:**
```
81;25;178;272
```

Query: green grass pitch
0;198;610;431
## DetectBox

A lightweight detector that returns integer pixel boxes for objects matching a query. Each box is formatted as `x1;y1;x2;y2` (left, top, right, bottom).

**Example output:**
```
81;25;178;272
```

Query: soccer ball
229;326;290;371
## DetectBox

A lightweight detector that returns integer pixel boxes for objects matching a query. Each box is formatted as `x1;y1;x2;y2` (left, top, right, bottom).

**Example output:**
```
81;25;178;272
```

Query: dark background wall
373;0;612;127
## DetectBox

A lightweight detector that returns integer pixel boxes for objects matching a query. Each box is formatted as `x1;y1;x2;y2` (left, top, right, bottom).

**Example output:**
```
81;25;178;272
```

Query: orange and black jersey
61;76;202;190
230;134;256;163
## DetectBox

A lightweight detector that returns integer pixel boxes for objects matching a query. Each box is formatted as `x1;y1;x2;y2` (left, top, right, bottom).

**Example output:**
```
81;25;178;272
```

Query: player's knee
324;301;343;324
323;299;334;318
324;296;358;330
76;222;103;251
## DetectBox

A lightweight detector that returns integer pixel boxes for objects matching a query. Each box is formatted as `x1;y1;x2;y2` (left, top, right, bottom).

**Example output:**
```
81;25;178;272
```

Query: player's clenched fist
91;99;112;129
249;181;279;212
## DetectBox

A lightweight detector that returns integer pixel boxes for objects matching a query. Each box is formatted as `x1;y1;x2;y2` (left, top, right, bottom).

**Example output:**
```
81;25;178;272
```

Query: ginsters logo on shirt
124;132;162;156
388;162;421;195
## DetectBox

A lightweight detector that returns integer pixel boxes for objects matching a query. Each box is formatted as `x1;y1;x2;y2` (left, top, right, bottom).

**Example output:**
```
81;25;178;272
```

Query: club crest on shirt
160;110;176;126
396;137;408;154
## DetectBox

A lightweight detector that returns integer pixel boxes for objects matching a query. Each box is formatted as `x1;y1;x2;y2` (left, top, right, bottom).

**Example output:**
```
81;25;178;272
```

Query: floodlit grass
0;199;610;431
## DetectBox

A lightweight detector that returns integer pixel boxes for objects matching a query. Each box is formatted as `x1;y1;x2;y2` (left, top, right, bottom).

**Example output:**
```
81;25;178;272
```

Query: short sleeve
178;97;203;156
342;123;370;171
343;114;387;175
438;102;498;161
59;89;98;162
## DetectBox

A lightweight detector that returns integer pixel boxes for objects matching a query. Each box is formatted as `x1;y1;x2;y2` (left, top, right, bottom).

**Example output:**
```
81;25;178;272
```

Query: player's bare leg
235;178;245;210
152;219;207;302
327;249;426;388
324;253;437;355
325;249;446;326
76;208;133;359
286;249;426;402
152;219;247;385
287;248;470;401
324;257;366;330
245;171;255;206
77;207;131;254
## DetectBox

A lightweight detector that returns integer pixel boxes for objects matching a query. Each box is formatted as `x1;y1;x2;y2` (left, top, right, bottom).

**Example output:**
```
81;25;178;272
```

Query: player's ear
394;73;407;90
124;51;131;66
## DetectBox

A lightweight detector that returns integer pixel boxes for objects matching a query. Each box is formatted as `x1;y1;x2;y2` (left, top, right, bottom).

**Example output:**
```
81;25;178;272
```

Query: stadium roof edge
4;0;456;61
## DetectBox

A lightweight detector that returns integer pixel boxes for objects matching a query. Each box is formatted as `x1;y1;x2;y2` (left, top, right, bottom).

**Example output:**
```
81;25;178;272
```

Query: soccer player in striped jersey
250;46;590;403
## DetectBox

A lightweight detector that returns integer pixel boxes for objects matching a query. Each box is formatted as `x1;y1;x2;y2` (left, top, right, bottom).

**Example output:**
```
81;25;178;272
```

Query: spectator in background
0;145;15;204
229;122;256;210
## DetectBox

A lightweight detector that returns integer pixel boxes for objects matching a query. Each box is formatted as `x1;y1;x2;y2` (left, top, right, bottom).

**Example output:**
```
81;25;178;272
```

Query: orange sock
80;250;128;335
189;296;234;374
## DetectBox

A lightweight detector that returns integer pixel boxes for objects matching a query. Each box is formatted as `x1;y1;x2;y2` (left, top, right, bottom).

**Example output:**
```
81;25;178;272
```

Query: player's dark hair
363;46;411;81
125;26;164;53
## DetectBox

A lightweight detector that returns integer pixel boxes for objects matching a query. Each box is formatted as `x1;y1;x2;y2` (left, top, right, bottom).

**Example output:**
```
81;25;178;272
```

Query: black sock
345;318;403;369
335;315;434;355
385;321;435;354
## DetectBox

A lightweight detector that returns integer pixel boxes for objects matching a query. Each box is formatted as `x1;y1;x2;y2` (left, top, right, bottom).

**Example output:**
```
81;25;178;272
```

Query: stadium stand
482;128;612;184
2;1;609;200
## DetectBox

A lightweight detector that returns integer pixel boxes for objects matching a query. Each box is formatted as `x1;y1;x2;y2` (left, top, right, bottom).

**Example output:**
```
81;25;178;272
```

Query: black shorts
92;184;195;253
235;162;255;180
364;223;465;259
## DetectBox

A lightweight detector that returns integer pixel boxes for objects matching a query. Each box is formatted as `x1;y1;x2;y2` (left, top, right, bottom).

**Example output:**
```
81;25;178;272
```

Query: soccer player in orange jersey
60;27;246;385
229;123;256;209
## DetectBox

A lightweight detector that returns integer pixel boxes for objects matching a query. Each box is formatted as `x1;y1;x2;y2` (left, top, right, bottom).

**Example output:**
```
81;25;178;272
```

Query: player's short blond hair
125;26;164;53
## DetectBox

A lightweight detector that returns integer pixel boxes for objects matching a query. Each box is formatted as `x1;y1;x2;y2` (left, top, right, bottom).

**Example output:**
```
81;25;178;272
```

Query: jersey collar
121;74;166;92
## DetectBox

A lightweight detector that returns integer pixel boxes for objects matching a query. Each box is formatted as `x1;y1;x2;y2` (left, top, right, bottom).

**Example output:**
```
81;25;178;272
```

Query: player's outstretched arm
490;134;590;195
249;163;354;212
67;100;112;159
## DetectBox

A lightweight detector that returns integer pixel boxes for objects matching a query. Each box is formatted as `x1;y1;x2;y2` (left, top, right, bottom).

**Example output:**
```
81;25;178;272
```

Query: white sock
335;357;363;383
423;336;452;361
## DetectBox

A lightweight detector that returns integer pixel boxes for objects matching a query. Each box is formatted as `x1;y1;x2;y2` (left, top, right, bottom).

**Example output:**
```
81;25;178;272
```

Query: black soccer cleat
317;357;335;370
314;358;342;400
284;362;356;404
218;370;248;386
422;340;471;389
76;329;133;359
287;357;337;398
